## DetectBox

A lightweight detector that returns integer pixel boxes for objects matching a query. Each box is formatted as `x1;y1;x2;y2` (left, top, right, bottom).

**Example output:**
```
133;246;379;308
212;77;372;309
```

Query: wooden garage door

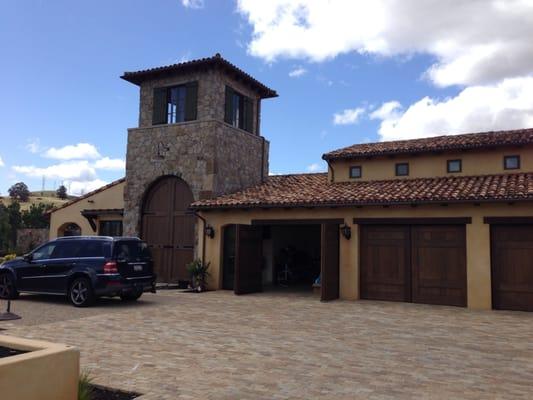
141;176;195;283
360;226;410;302
411;225;466;307
360;224;466;307
491;225;533;311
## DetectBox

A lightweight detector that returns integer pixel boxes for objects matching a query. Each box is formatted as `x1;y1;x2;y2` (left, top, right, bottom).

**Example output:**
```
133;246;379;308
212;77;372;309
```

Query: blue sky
1;0;532;195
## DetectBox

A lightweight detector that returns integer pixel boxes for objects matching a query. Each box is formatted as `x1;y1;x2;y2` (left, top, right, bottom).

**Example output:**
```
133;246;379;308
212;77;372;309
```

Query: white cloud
288;67;307;78
333;107;365;125
306;162;326;172
236;0;533;87
93;157;126;171
25;138;42;154
44;143;101;160
0;156;4;167
370;76;533;141
12;161;97;182
182;0;204;9
67;179;108;196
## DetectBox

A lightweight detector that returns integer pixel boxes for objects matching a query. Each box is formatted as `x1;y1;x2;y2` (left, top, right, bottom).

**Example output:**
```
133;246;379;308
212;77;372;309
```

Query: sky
1;0;533;195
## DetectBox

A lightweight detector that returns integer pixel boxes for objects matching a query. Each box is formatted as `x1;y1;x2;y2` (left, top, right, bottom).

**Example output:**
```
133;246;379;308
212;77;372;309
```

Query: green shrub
187;259;210;292
78;370;93;400
0;253;17;264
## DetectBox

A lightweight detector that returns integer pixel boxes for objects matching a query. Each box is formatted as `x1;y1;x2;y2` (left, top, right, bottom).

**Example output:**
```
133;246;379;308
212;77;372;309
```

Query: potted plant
187;259;210;292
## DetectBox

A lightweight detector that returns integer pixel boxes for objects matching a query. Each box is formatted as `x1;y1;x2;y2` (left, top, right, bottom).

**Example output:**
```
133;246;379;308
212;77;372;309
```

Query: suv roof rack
54;236;142;241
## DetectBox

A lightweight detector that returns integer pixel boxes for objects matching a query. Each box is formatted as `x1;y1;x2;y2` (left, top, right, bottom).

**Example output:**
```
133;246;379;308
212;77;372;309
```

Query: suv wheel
0;273;19;300
69;277;95;307
120;289;143;302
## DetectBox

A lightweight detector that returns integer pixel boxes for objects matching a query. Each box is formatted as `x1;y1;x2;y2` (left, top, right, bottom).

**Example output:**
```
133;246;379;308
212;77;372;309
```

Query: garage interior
221;221;340;300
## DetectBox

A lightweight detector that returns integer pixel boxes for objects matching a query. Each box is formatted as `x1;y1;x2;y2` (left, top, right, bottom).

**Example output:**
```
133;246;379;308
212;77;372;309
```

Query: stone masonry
123;64;270;237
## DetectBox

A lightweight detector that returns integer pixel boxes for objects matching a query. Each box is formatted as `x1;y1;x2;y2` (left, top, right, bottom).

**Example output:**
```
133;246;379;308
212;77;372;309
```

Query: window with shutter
184;81;198;121
152;87;167;125
152;82;198;125
225;85;254;133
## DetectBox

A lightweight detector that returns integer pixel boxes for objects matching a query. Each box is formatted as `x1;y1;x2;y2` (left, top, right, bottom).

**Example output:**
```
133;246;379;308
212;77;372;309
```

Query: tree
0;204;10;254
5;202;21;251
56;184;68;200
22;203;53;229
8;182;30;202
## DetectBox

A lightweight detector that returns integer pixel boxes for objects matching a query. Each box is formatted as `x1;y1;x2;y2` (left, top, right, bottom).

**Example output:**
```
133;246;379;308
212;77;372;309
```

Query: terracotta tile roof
323;128;533;161
47;178;125;214
191;172;533;210
121;53;278;99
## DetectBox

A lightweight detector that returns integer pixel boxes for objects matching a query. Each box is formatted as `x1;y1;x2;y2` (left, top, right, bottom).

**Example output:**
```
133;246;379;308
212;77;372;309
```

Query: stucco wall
49;181;125;239
330;145;533;182
199;202;533;310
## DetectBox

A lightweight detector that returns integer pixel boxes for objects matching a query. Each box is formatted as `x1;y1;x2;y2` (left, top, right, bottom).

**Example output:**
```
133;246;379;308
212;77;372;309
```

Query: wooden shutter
234;224;263;295
244;97;254;133
320;223;340;301
224;86;234;124
152;87;167;125
184;81;198;121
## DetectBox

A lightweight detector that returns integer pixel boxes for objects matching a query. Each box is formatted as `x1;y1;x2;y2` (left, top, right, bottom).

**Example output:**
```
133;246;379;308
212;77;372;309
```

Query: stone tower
120;54;276;282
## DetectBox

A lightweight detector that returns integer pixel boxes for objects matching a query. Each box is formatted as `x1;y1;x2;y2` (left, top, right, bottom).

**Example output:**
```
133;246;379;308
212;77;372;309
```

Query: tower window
152;81;198;125
504;155;520;170
395;163;409;176
225;86;254;133
167;86;186;124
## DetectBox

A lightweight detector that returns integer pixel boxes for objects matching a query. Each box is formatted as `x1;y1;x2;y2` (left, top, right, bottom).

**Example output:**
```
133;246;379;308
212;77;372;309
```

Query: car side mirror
23;253;33;262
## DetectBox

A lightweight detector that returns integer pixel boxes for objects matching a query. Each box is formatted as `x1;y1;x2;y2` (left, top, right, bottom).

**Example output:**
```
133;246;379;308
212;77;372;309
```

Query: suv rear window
113;241;151;261
78;240;111;258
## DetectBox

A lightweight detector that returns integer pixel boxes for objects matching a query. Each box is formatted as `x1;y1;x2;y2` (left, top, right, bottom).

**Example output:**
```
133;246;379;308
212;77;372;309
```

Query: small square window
447;159;462;173
349;166;362;179
395;163;409;176
504;155;520;170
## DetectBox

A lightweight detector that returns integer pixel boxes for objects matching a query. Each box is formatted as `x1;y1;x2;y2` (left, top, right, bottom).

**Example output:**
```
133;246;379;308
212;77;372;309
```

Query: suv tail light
103;261;118;275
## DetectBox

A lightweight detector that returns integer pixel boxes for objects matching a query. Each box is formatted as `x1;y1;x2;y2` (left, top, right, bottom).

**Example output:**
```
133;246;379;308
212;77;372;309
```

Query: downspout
192;210;207;264
324;157;335;183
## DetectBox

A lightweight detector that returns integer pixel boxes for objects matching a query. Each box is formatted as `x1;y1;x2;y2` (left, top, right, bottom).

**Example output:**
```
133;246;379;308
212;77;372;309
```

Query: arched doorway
58;222;81;237
141;176;195;283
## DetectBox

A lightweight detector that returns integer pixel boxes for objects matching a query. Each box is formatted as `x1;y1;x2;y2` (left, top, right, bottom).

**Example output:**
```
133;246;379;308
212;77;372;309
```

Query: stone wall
123;120;269;237
138;68;262;134
16;228;49;254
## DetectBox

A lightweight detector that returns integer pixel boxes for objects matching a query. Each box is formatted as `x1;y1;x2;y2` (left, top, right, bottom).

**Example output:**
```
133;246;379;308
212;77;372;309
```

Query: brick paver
4;291;533;399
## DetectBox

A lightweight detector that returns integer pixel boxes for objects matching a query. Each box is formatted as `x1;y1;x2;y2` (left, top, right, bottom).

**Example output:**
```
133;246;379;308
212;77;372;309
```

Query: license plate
133;265;143;272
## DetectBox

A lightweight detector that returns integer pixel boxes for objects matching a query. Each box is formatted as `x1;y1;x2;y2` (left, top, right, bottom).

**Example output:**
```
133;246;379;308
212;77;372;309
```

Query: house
49;54;533;312
49;179;125;238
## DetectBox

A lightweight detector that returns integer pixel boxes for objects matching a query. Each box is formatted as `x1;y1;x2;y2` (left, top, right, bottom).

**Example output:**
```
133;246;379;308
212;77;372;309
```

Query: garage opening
359;219;468;307
222;220;341;300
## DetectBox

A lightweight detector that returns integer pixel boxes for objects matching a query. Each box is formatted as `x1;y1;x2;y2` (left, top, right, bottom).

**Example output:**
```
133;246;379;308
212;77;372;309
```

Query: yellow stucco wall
49;181;125;239
329;145;533;182
199;202;533;310
0;335;79;400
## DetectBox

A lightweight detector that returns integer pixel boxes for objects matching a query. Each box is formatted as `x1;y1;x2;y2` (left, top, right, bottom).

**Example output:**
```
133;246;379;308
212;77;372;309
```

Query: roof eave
191;196;533;212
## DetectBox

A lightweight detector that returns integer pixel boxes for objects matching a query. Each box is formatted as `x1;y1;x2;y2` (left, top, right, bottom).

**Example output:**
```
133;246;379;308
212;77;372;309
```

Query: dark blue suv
0;236;156;307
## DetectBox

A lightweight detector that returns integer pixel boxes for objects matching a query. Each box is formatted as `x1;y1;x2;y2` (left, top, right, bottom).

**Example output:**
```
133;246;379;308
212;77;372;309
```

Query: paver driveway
3;291;533;399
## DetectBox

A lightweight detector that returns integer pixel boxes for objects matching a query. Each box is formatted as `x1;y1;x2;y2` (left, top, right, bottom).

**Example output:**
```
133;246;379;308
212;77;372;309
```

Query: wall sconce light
205;225;215;239
340;224;351;240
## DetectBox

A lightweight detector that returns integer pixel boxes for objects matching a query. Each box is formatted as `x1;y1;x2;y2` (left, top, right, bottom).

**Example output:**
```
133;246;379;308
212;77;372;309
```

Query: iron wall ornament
340;224;352;240
205;225;215;239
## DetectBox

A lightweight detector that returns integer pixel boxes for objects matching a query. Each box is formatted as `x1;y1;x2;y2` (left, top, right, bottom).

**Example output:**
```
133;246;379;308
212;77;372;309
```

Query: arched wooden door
141;176;195;283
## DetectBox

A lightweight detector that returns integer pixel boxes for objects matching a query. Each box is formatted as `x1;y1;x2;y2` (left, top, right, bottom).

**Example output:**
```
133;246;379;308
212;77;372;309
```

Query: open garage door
491;225;533;311
360;223;467;307
234;225;263;295
321;223;340;301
